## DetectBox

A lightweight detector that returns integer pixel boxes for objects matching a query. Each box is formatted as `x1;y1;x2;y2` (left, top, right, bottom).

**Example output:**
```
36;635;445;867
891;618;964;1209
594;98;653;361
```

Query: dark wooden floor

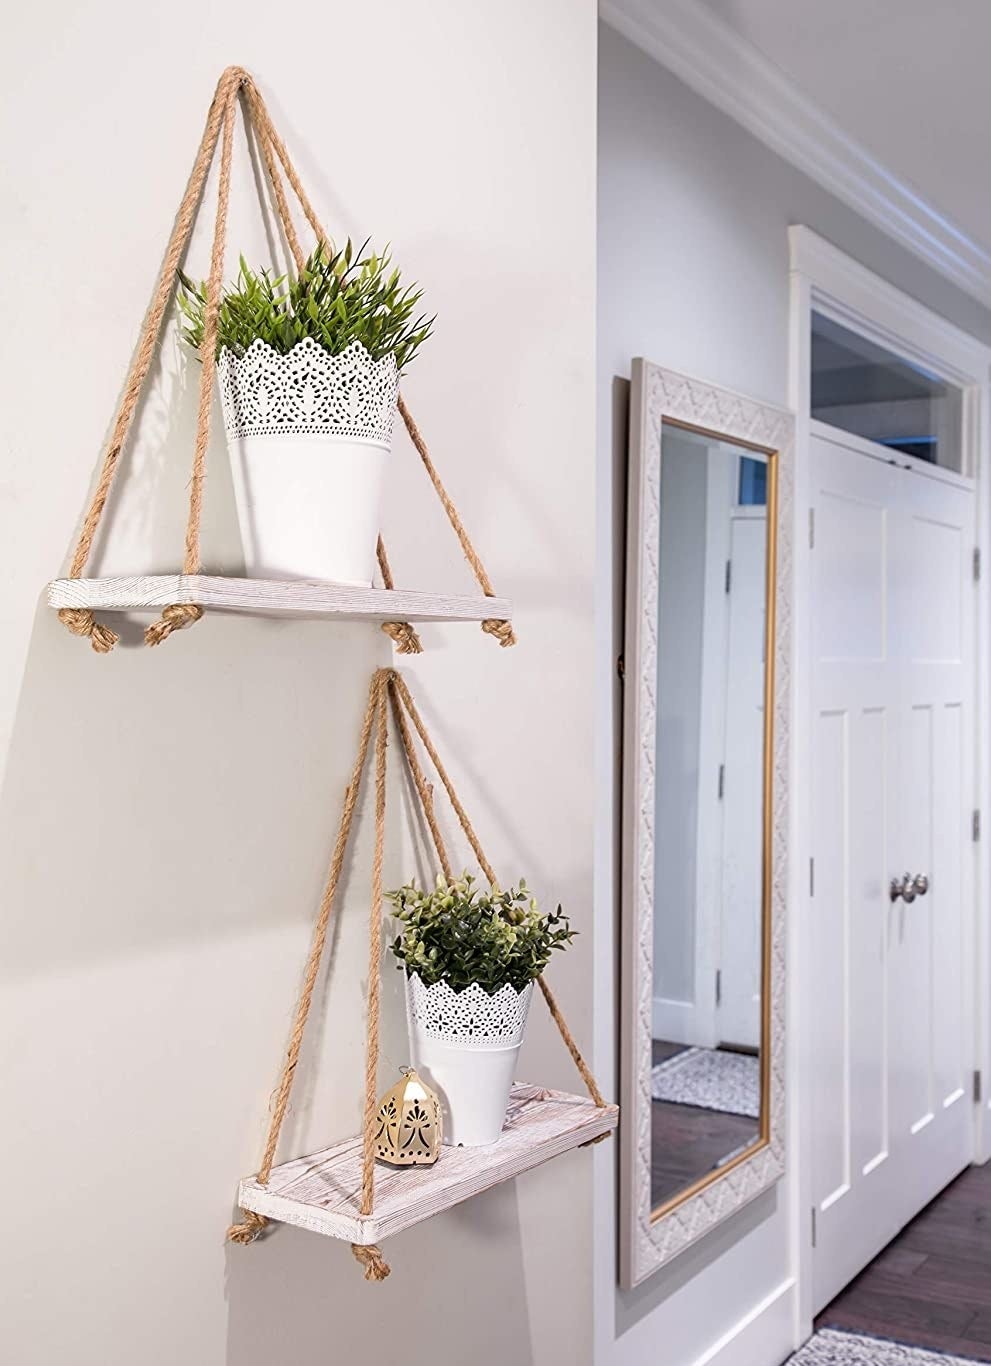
817;1162;991;1360
650;1039;759;1208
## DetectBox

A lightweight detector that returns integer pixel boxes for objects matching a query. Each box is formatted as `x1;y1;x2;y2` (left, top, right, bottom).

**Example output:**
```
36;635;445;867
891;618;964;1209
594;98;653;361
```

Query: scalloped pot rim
218;334;400;378
216;334;400;447
406;972;534;1003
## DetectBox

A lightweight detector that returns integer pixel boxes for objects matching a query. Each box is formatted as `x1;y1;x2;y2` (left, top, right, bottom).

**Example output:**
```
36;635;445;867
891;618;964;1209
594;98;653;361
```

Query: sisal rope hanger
60;67;516;654
226;667;607;1281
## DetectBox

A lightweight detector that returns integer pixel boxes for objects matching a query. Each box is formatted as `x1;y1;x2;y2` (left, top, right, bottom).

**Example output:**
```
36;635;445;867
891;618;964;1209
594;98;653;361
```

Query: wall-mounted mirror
620;361;793;1288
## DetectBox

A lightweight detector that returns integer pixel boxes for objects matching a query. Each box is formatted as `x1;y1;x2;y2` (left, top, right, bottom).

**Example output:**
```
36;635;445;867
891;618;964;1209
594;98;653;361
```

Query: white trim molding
619;361;793;1288
601;0;991;308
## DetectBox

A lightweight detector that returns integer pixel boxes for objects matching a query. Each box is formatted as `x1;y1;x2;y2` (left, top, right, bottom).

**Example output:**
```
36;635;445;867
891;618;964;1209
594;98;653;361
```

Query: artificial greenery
176;239;433;371
387;873;575;995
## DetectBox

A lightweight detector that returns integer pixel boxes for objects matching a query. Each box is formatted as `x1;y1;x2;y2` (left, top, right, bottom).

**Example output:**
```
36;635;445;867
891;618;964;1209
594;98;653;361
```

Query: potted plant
388;873;575;1147
177;241;433;586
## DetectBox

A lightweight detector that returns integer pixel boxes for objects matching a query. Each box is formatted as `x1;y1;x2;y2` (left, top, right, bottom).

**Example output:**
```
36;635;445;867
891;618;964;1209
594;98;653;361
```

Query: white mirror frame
619;360;793;1288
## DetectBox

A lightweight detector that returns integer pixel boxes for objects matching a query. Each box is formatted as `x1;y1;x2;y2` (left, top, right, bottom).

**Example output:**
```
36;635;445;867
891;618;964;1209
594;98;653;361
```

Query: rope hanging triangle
59;66;516;654
226;667;607;1281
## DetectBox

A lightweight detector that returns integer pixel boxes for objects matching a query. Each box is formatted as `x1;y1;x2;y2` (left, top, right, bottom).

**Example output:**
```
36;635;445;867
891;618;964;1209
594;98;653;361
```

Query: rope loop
482;617;516;648
144;602;204;647
381;621;423;655
351;1243;391;1281
57;608;120;654
226;1210;269;1245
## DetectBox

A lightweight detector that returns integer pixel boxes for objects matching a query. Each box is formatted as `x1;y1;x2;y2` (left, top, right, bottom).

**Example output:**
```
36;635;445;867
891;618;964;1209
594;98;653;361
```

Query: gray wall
594;20;991;1366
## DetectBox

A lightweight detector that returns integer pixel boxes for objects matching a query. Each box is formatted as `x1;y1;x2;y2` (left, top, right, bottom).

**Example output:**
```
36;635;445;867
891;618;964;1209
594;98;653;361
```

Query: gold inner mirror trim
649;421;779;1224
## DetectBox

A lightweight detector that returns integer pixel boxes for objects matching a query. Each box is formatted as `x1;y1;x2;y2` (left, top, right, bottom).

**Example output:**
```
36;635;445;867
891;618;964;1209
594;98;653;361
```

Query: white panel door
809;430;975;1312
717;511;767;1050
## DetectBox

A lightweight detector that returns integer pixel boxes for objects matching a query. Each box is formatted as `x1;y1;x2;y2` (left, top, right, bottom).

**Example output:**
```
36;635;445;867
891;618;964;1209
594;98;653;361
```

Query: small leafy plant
388;872;575;995
176;239;433;372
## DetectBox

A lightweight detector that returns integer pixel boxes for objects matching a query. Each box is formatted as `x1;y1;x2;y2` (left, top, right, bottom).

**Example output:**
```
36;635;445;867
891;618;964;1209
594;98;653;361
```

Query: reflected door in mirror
650;422;771;1215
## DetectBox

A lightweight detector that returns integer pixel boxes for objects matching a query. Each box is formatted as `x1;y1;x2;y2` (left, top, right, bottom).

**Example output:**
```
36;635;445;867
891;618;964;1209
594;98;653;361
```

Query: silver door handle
890;873;917;903
912;873;929;896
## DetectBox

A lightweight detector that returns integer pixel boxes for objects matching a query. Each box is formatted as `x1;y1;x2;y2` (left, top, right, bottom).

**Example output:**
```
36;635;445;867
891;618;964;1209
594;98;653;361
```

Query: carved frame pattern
619;360;793;1288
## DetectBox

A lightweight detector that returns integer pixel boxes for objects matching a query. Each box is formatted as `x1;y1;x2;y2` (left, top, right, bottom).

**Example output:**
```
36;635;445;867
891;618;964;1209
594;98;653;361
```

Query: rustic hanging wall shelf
49;66;514;656
227;667;617;1281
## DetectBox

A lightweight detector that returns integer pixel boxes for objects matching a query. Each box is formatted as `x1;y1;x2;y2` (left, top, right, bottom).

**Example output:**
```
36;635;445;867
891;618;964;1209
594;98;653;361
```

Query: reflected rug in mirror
789;1329;983;1364
651;1046;760;1119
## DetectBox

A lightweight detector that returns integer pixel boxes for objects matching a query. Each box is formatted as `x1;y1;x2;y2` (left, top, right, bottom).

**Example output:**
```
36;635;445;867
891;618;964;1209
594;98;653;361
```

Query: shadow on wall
224;1183;534;1364
0;602;538;1366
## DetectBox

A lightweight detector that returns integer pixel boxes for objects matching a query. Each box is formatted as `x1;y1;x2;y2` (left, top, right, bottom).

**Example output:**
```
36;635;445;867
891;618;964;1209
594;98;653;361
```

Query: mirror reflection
651;420;771;1214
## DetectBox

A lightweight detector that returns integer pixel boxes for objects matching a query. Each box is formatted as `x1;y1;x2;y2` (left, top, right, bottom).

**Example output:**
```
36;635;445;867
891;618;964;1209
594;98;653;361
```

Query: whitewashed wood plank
46;575;511;624
238;1084;618;1244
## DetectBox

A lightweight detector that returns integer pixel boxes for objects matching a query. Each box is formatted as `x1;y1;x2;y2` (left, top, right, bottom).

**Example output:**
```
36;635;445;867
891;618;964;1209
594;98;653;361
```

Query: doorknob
890;873;917;903
912;873;929;896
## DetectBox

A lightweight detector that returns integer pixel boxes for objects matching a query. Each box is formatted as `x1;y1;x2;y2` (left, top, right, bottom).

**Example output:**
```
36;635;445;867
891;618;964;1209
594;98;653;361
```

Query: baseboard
695;1278;797;1366
652;996;713;1048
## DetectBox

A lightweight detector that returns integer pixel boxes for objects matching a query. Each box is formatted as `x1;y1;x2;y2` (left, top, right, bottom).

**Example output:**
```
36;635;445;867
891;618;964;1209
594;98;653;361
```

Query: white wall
0;6;597;1365
595;22;991;1366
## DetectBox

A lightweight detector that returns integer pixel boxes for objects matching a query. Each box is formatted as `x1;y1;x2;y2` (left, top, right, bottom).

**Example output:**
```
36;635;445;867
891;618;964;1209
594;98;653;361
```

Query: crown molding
601;0;991;309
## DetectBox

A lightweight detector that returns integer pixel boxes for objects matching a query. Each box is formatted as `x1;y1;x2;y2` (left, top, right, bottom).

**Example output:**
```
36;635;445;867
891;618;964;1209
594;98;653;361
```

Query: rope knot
381;621;423;655
144;602;204;647
351;1243;391;1282
226;1210;269;1245
482;618;516;648
58;607;119;654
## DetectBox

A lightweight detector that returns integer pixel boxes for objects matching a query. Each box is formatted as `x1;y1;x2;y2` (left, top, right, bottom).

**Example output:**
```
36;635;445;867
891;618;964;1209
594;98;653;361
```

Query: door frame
788;227;991;1340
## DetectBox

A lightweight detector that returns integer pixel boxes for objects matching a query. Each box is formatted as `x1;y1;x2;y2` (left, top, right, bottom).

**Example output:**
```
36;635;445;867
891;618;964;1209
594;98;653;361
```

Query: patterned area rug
789;1329;983;1364
651;1046;760;1119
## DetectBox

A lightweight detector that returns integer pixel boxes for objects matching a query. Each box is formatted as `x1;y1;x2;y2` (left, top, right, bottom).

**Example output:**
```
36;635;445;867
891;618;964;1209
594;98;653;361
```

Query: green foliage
387;872;575;995
176;239;433;372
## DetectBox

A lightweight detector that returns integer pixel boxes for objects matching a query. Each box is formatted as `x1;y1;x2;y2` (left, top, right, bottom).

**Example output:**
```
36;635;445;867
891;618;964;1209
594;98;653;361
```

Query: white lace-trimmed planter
405;973;534;1147
217;336;400;586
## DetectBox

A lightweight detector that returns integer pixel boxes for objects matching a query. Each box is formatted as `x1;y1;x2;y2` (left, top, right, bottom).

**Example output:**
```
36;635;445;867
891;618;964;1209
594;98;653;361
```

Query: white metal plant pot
405;973;534;1147
217;337;400;586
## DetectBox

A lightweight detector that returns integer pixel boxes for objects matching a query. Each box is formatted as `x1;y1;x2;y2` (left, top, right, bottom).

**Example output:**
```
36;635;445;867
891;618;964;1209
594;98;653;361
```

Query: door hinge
974;809;981;842
974;1070;983;1104
974;547;981;583
725;559;732;594
809;857;815;898
809;508;816;549
810;1207;817;1248
715;969;722;1006
718;763;725;800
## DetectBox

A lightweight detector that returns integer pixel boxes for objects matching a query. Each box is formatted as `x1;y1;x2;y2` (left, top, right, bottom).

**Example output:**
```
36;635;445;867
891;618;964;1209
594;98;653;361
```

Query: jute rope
387;683;450;880
387;674;606;1110
352;683;390;1282
59;66;247;651
61;65;514;654
240;83;427;657
228;667;607;1280
145;75;239;646
395;397;517;649
226;670;383;1252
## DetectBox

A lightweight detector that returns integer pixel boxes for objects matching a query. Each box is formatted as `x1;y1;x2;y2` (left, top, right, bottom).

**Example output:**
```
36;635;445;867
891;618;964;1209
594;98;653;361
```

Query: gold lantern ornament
373;1068;443;1166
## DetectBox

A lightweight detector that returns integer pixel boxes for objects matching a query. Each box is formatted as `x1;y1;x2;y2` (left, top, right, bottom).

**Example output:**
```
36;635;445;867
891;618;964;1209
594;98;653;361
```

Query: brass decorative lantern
373;1068;443;1166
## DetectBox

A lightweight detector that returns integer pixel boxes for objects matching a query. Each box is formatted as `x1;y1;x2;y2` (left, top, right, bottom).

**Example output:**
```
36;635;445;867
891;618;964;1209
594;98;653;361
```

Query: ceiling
696;0;991;253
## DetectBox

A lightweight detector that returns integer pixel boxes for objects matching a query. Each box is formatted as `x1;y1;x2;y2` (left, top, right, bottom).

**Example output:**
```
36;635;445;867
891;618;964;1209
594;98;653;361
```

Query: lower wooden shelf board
238;1083;618;1245
47;575;511;625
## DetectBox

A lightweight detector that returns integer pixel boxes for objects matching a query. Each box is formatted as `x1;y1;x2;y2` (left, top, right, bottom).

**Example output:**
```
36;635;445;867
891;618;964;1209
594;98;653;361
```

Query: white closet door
716;511;767;1050
809;431;975;1311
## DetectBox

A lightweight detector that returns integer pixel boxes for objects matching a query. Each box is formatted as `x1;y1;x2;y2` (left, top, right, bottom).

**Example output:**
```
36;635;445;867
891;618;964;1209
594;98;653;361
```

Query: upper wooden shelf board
47;575;511;625
238;1083;618;1246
